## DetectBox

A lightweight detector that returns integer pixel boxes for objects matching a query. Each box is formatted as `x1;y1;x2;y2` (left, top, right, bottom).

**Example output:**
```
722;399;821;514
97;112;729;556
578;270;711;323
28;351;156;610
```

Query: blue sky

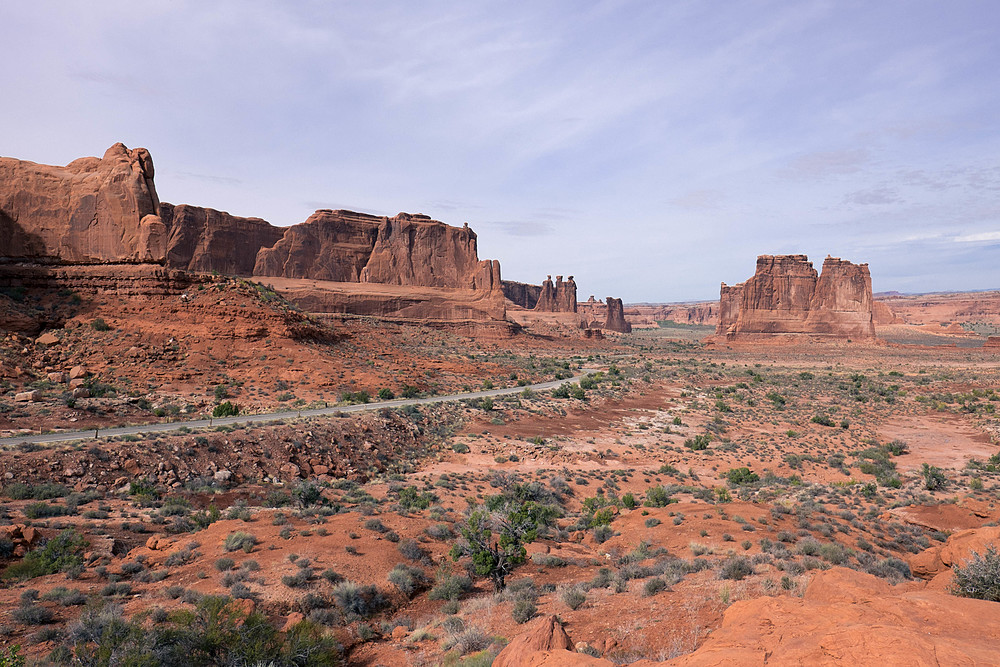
3;1;998;301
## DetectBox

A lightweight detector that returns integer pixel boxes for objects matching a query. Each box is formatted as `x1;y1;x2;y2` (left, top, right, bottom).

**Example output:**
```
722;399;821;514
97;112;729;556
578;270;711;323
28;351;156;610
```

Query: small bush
3;529;87;581
222;531;257;553
952;546;1000;602
560;586;586;610
511;599;536;624
429;572;473;601
332;580;388;619
719;556;753;581
12;603;53;625
388;564;428;598
642;577;668;596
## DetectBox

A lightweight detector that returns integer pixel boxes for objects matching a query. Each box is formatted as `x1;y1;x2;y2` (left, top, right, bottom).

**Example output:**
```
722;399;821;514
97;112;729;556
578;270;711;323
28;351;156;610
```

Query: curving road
0;372;593;447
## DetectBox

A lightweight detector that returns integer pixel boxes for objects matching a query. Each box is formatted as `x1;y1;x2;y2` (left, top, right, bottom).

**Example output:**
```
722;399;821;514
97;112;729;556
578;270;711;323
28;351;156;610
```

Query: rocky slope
718;255;875;340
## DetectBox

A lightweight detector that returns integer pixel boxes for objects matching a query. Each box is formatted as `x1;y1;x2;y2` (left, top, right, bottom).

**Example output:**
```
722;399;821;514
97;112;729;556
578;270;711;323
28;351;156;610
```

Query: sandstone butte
717;254;875;340
0;144;507;324
496;526;1000;666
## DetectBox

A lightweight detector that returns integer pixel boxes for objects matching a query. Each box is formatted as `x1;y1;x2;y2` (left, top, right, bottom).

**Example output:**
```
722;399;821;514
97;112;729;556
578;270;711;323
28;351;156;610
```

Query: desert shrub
685;434;711;450
642;577;669;596
718;556;753;581
397;539;429;563
23;501;71;519
428;571;474;601
12;602;53;625
100;582;132;597
332;580;388;619
3;529;87;581
222;531;257;553
560;586;586;610
396;486;435;510
592;525;614;543
644;485;673;507
91;318;110;331
952;546;1000;602
811;414;835;427
215;557;236;572
726;467;759;486
426;523;453;540
388;563;428;598
922;463;947;490
450;627;491;656
645;517;662;528
511;599;536;624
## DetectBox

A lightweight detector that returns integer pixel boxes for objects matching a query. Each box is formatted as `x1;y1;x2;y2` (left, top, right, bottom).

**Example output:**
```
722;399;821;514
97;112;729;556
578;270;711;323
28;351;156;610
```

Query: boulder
72;387;90;399
47;371;67;383
14;390;40;402
0;143;165;263
36;332;59;346
69;365;88;380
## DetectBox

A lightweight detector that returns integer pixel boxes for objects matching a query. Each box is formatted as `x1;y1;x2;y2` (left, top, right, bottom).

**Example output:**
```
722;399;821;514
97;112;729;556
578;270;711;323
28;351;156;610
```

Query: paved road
0;372;593;447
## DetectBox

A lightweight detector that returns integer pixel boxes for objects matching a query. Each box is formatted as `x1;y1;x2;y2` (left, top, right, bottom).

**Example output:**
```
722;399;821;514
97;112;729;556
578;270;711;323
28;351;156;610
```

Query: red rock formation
0;143;165;263
720;255;875;340
253;209;381;282
494;615;610;667
604;297;632;333
502;280;542;309
985;336;1000;348
716;282;744;335
872;300;900;325
804;256;875;337
627;302;718;328
534;275;577;312
160;203;284;276
361;215;485;288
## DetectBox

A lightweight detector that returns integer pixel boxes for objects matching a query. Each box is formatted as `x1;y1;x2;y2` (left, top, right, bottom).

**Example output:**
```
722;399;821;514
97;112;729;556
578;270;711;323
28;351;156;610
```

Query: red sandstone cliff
161;203;284;276
502;280;542;309
252;210;381;282
720;255;875;340
0;144;165;263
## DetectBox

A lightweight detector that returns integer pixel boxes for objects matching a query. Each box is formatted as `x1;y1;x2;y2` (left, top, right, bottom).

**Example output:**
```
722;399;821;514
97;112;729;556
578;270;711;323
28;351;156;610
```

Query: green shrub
512;599;536;624
3;530;87;581
685;434;711;450
719;556;753;581
726;467;759;486
922;463;947;490
388;563;428;598
212;401;239;418
644;485;673;507
91;318;110;331
811;415;835;427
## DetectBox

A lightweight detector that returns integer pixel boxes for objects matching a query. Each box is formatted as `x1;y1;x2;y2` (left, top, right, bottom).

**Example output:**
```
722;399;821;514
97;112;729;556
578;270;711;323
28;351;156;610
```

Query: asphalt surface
0;372;592;447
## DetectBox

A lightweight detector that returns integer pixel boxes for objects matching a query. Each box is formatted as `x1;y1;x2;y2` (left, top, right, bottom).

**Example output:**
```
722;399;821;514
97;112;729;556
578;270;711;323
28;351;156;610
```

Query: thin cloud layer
2;0;998;300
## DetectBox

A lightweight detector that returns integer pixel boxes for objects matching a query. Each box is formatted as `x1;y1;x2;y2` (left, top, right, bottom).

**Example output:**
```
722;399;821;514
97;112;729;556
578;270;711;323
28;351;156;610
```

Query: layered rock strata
717;255;875;339
160;203;283;276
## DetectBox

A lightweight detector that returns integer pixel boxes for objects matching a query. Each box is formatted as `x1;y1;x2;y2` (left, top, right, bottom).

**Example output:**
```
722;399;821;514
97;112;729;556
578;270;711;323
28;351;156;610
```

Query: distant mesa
718;254;875;340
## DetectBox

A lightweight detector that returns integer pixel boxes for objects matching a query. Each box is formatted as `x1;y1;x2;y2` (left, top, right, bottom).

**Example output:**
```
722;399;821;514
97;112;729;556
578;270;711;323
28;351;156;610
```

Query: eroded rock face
502;280;543;309
534;275;577;312
604;297;631;333
0;143;165;263
253;209;381;282
719;255;875;339
361;215;485;288
160;203;284;276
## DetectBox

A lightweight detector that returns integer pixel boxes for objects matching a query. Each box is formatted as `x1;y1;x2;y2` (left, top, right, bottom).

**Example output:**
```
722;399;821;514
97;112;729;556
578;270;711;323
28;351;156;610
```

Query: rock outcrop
0;143;165;263
502;280;542;309
160;203;284;276
493;616;610;667
716;282;744;334
252;210;382;282
603;297;631;333
985;336;1000;348
718;255;875;340
534;275;577;312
